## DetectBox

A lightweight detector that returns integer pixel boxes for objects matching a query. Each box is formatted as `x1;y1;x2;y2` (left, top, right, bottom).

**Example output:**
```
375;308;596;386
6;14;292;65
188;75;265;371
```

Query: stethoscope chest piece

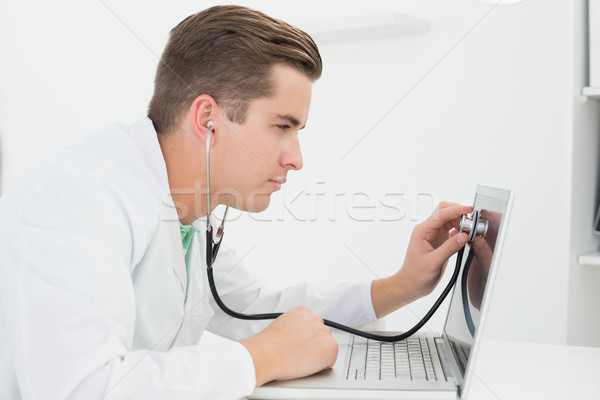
459;210;488;243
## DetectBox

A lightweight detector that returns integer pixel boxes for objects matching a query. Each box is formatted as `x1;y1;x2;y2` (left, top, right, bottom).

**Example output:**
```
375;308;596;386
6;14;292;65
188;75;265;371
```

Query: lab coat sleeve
0;167;255;400
207;245;379;340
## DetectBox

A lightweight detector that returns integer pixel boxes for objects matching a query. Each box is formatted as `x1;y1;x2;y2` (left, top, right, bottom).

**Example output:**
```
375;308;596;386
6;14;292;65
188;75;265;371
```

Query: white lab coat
0;118;377;400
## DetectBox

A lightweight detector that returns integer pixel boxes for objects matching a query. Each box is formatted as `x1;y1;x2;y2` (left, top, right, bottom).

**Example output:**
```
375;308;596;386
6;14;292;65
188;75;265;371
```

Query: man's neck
157;131;209;225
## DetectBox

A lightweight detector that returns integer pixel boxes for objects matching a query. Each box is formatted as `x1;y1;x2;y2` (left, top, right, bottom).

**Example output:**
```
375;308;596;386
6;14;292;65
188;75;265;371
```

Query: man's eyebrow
273;113;306;130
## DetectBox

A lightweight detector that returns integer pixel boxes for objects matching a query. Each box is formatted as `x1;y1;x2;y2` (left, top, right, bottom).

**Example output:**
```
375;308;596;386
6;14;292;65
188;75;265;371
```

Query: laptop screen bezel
440;185;513;398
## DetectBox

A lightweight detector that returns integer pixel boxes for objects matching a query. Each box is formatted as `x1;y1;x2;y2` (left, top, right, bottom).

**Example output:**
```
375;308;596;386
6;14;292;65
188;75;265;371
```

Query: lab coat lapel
127;118;190;292
175;227;215;345
166;213;188;295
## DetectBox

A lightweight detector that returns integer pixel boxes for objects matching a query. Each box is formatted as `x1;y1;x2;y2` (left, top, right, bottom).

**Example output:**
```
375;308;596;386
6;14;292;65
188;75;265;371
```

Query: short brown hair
148;5;322;134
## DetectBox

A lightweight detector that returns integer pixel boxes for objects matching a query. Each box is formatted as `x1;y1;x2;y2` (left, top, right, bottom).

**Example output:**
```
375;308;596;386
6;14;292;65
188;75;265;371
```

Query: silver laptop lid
441;185;513;397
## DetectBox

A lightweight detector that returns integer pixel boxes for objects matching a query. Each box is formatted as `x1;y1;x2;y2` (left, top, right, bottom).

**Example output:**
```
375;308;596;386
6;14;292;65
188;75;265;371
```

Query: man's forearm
370;275;418;319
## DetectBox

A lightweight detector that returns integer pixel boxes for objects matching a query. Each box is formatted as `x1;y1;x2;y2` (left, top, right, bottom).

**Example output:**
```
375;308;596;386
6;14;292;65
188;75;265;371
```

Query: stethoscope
203;120;486;342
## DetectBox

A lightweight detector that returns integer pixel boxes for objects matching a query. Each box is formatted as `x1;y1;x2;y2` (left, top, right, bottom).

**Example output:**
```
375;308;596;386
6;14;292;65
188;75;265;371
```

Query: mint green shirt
179;223;201;286
180;223;200;253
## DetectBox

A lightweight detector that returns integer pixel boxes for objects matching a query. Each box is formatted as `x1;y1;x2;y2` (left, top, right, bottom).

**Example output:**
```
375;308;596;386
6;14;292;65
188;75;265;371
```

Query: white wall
0;0;582;345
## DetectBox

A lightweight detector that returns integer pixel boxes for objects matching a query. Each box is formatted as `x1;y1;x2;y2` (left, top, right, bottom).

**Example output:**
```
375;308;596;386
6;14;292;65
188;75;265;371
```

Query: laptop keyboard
345;336;439;382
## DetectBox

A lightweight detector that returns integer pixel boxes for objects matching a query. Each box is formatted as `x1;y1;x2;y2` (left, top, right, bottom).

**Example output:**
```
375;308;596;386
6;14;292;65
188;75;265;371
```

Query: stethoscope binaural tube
205;120;228;267
203;121;476;342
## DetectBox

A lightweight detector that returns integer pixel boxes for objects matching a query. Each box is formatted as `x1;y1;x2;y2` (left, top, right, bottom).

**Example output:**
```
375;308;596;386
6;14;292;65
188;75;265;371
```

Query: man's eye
277;124;290;132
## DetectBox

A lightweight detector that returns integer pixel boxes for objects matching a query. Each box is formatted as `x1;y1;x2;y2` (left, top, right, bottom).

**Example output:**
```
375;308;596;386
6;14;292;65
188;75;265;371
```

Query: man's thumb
435;232;468;261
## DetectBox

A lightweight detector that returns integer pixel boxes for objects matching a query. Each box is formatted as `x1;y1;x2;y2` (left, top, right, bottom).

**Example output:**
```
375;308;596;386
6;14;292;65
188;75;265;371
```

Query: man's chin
246;199;270;213
227;195;271;213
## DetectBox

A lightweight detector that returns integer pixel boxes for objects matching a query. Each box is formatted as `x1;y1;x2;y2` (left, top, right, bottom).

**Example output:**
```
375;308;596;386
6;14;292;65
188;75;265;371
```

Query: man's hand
372;202;472;318
240;306;338;387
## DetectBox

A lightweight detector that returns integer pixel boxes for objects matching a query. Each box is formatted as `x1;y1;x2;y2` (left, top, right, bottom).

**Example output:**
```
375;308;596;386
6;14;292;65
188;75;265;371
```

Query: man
0;5;471;399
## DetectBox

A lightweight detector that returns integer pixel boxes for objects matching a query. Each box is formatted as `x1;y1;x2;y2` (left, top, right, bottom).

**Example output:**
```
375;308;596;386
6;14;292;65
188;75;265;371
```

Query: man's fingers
430;204;473;230
432;232;468;263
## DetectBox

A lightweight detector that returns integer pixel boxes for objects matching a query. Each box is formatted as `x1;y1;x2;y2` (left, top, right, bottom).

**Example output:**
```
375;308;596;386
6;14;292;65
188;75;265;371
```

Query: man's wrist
240;334;280;387
371;272;418;319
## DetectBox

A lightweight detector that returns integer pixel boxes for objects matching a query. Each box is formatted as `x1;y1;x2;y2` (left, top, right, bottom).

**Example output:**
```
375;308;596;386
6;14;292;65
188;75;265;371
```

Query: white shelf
582;87;600;100
301;13;429;44
578;251;600;266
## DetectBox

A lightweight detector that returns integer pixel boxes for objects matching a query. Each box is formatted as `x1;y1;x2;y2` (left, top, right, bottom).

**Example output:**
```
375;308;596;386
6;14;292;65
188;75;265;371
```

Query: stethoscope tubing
207;239;473;343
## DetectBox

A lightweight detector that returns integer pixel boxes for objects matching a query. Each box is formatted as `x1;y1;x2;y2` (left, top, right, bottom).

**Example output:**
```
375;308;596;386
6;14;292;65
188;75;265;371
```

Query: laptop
250;185;514;400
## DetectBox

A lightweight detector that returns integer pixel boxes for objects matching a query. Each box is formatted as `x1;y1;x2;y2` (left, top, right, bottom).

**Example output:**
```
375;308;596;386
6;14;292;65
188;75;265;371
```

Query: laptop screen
441;186;511;392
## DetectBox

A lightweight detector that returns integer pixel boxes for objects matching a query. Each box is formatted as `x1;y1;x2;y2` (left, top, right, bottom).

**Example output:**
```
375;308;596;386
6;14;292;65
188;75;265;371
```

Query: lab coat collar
127;118;172;202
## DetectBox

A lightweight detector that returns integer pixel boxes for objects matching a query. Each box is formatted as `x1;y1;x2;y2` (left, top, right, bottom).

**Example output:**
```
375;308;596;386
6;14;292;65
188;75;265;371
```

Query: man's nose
281;135;303;171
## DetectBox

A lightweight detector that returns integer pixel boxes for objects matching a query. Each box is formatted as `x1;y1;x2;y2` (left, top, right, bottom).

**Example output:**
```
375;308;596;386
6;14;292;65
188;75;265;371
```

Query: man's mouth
269;178;286;190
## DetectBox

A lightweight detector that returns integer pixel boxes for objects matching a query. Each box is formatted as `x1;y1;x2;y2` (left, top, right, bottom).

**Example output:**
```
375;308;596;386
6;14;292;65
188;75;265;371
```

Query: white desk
466;340;600;399
249;339;600;399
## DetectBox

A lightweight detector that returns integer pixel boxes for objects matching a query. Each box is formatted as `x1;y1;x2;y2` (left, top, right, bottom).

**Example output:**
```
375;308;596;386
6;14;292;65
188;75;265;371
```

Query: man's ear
189;94;218;144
